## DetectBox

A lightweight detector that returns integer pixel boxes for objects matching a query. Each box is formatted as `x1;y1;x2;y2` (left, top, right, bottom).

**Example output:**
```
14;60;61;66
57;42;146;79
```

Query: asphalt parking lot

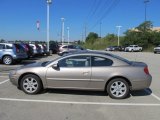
0;52;160;120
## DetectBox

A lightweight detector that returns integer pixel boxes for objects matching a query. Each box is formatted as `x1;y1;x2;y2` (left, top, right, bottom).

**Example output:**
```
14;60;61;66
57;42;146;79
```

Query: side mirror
52;63;59;69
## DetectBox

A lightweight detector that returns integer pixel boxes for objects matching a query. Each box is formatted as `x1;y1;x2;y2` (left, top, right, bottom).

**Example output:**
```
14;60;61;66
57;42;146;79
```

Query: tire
107;78;129;99
49;50;53;55
20;74;43;94
154;51;157;54
3;55;13;65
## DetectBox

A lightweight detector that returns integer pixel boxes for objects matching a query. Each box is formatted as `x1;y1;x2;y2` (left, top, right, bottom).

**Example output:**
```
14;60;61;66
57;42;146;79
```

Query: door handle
83;71;89;75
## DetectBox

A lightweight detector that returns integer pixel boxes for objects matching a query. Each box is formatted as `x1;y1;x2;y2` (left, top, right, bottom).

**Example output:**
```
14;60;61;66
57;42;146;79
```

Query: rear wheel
154;51;157;54
107;78;129;99
20;74;43;94
3;55;13;65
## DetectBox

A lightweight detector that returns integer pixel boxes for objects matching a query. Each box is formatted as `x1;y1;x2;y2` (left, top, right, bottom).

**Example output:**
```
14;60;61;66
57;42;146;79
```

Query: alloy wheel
23;77;38;93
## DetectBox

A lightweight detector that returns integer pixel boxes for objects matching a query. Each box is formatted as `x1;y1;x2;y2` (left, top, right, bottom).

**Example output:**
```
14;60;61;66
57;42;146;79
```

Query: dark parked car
49;42;59;54
20;43;33;58
105;46;125;51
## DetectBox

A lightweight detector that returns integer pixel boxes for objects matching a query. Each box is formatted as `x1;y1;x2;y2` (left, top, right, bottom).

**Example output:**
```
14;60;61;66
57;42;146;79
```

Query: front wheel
20;74;43;94
107;78;129;99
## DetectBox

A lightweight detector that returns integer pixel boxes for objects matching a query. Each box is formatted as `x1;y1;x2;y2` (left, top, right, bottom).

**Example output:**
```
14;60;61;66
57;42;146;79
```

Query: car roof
0;43;13;45
63;50;113;57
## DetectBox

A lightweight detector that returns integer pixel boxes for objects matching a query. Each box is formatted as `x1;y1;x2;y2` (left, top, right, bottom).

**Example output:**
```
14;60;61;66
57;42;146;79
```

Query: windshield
42;56;62;66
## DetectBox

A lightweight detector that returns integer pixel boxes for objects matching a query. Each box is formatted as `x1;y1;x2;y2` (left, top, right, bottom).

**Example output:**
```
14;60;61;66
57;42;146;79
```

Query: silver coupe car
9;51;152;99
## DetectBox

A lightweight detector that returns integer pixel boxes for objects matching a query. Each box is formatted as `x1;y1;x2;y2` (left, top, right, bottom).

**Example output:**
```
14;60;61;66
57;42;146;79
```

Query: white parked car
154;45;160;54
125;45;142;52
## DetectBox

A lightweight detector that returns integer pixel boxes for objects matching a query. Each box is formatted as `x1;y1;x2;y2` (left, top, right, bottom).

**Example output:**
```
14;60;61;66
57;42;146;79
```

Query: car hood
18;62;45;69
154;47;160;49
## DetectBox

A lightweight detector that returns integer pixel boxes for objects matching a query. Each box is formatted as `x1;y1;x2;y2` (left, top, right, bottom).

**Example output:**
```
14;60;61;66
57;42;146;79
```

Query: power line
85;0;97;23
89;0;121;30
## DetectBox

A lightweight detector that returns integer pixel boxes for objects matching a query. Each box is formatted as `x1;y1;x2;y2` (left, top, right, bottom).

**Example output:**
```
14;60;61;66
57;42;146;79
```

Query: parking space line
0;76;9;78
145;89;160;102
0;97;160;107
0;73;9;74
0;79;9;85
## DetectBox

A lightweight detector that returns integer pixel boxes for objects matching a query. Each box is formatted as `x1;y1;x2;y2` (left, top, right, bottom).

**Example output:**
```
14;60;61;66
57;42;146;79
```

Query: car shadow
44;89;107;96
43;88;152;98
130;88;152;96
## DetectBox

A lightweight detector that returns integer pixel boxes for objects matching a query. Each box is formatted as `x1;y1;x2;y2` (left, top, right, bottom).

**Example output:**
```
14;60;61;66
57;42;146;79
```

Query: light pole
67;27;70;45
144;0;149;22
46;0;52;53
116;26;122;46
61;18;65;45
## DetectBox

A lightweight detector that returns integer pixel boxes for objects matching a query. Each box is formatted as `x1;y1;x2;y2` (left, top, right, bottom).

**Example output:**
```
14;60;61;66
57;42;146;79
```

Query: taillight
144;66;149;75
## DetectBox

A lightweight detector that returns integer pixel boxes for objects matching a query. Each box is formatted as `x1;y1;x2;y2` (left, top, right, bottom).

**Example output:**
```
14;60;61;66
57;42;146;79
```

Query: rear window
6;45;13;49
14;44;25;52
92;56;113;67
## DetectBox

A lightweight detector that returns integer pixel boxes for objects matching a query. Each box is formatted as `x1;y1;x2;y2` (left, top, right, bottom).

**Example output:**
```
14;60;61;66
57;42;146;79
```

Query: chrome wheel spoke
116;91;119;96
119;82;124;87
115;82;119;87
111;89;117;94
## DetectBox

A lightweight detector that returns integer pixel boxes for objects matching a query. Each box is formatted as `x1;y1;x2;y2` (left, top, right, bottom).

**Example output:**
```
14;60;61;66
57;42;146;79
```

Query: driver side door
46;55;91;89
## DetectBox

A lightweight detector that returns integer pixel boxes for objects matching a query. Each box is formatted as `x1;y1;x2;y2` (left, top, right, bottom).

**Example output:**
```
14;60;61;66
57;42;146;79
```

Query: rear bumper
13;54;28;60
131;74;152;90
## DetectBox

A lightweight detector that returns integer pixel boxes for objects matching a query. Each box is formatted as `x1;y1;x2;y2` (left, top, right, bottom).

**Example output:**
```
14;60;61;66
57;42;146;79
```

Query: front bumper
9;72;19;86
154;49;160;53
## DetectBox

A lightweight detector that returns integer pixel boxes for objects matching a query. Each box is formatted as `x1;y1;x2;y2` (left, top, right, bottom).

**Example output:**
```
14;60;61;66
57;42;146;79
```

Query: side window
68;45;74;49
92;56;113;67
62;45;68;48
0;44;5;49
6;45;13;49
58;56;90;67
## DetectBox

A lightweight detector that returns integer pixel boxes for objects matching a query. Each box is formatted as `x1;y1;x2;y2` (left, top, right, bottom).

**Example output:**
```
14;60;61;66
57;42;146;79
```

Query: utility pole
100;22;102;38
144;0;149;22
82;32;84;42
46;0;52;53
84;24;87;42
116;26;122;46
67;27;70;45
61;18;65;45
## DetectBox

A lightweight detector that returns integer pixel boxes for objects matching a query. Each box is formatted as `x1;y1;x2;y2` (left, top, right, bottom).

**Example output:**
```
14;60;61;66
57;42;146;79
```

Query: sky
0;0;160;42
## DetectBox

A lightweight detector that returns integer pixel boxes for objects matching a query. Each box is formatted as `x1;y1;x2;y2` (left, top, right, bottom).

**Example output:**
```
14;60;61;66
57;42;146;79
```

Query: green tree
0;39;5;43
122;21;154;48
86;32;98;44
136;21;153;32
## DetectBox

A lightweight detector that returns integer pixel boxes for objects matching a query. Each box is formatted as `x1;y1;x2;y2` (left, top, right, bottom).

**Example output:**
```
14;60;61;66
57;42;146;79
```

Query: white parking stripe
0;79;9;85
0;97;160;106
0;76;9;78
0;73;9;74
145;89;160;102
